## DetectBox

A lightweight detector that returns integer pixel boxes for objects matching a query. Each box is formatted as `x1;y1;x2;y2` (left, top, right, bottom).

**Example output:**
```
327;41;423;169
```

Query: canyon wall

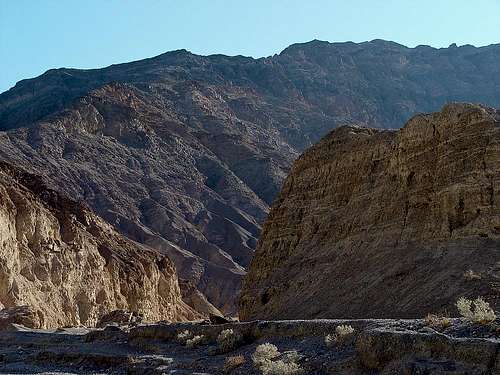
0;162;198;328
240;103;500;319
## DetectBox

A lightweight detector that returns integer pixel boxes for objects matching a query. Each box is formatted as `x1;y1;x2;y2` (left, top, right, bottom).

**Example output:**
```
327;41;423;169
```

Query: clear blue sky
1;0;500;93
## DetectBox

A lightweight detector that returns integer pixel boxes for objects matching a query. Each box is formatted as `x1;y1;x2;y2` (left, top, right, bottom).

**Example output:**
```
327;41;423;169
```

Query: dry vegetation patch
252;343;303;374
456;297;496;324
217;329;244;353
424;314;452;330
325;324;355;347
223;355;246;373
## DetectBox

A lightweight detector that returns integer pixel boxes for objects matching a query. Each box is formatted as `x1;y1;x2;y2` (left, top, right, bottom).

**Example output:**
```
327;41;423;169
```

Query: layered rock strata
241;103;500;320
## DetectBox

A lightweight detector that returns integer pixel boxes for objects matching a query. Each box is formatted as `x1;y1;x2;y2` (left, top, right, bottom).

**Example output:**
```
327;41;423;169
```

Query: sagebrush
176;330;191;343
252;343;302;374
424;313;452;329
186;334;205;348
325;324;355;347
252;343;280;365
223;355;246;373
217;329;243;353
456;297;496;324
259;359;302;375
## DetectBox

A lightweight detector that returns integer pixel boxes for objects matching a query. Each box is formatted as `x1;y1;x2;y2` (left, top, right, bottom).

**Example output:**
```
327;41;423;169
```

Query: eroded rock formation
0;161;198;328
2;40;500;314
240;103;500;320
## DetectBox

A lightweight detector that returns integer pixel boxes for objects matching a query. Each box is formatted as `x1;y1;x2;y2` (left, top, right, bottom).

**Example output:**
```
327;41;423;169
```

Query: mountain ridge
2;40;500;315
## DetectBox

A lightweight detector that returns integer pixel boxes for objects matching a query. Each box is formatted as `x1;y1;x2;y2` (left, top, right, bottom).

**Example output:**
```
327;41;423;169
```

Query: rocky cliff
0;161;198;328
240;103;500;320
2;40;500;314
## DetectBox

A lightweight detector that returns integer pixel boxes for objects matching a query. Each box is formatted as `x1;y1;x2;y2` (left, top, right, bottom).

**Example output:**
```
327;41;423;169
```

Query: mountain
0;161;198;328
1;40;500;313
240;103;500;320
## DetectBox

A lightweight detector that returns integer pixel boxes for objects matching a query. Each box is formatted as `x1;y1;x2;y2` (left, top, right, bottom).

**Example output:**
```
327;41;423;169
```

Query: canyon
1;40;500;317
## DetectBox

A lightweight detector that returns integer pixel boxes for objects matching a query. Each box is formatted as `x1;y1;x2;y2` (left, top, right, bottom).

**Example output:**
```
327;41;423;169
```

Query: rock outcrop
0;161;198;328
240;103;500;320
2;40;500;314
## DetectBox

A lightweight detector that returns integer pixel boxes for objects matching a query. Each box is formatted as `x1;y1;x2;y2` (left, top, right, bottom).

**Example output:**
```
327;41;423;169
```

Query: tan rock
240;103;500;320
0;162;200;328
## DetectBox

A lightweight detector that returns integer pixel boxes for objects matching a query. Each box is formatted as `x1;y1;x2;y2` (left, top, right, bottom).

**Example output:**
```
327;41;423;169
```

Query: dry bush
186;335;205;348
324;334;335;347
457;296;496;324
283;350;301;363
325;324;355;347
217;329;243;353
252;343;302;374
176;329;191;344
424;313;452;329
463;269;482;281
252;343;280;366
259;359;302;375
223;355;246;373
336;324;355;336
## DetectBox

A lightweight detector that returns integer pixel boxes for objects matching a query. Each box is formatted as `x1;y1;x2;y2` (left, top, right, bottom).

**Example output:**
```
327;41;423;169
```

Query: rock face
0;161;198;328
240;103;500;320
2;40;500;314
0;83;271;315
0;306;41;330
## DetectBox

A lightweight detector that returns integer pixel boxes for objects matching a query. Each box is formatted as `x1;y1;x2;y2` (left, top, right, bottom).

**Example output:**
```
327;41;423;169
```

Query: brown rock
179;279;223;317
96;310;143;328
0;306;40;330
240;103;500;320
0;161;199;328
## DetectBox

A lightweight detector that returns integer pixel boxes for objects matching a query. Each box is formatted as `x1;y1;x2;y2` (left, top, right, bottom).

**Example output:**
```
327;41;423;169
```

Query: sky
1;0;500;93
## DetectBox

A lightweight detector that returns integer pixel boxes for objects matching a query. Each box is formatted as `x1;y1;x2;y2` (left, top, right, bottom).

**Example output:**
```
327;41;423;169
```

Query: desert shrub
324;333;335;347
252;343;280;365
457;297;496;324
325;324;355;347
463;269;481;281
336;324;355;336
186;334;205;348
223;355;246;373
259;359;302;375
252;343;302;374
283;350;301;363
217;329;243;353
176;329;192;344
424;313;452;329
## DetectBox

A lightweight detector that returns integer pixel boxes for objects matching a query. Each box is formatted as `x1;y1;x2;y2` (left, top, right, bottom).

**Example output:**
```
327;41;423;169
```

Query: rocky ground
0;318;498;374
